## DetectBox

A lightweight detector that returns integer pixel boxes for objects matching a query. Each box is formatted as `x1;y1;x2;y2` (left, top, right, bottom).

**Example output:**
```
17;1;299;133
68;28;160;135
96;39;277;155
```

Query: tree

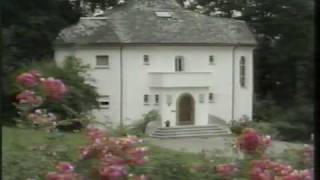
180;0;314;106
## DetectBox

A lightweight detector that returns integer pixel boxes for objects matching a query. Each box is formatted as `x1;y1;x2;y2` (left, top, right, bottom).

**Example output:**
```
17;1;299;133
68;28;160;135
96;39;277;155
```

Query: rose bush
48;128;148;180
211;128;314;180
14;70;67;128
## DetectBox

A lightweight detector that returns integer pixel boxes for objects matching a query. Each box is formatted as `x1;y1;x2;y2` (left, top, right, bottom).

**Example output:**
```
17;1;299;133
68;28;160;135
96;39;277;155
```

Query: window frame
95;55;110;69
98;95;110;109
240;56;246;88
209;55;215;65
143;55;150;65
144;94;149;105
155;94;160;105
208;93;214;103
175;56;184;72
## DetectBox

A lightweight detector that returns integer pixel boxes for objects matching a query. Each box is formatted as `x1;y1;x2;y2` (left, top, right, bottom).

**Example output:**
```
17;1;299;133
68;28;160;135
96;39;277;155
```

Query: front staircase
151;124;231;138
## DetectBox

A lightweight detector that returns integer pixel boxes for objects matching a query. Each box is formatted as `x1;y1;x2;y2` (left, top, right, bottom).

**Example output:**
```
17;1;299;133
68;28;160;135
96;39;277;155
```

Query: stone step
153;130;229;136
157;125;221;130
152;132;232;139
151;124;231;139
155;127;226;133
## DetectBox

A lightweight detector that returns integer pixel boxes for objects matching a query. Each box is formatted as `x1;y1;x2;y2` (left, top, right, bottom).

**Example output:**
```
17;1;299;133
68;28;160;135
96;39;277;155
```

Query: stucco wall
233;47;254;121
54;45;254;127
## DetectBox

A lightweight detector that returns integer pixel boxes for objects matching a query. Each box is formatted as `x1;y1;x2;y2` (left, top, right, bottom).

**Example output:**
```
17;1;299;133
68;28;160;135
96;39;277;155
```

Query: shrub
48;128;148;180
254;97;313;141
30;56;99;121
130;110;161;136
211;128;314;180
272;105;313;141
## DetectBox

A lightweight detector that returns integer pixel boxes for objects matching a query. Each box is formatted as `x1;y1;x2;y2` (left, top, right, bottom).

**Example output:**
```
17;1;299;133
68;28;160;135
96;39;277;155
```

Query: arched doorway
176;93;195;125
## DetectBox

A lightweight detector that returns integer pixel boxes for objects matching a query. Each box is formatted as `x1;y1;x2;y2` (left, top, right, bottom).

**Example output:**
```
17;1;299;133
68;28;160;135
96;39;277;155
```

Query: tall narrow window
240;56;246;87
175;56;184;72
143;55;149;65
155;94;159;104
144;95;149;104
209;93;214;103
209;55;215;65
96;55;109;68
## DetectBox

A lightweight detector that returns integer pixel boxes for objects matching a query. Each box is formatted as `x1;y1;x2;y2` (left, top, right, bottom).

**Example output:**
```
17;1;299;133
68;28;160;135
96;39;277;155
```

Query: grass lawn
3;126;215;180
3;126;309;180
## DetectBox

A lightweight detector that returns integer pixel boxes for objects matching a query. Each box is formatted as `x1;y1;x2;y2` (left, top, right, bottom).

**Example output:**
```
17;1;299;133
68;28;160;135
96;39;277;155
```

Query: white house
54;0;256;130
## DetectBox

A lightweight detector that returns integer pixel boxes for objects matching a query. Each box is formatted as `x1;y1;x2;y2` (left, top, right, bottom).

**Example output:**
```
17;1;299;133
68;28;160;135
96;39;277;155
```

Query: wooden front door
177;93;195;125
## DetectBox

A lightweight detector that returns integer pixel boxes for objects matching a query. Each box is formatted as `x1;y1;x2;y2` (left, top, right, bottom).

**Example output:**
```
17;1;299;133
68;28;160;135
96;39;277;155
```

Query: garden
2;66;314;179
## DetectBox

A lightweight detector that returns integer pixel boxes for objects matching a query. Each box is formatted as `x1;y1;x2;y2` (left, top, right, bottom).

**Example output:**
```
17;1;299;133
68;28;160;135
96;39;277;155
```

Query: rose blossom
16;71;40;88
42;78;67;101
16;90;43;106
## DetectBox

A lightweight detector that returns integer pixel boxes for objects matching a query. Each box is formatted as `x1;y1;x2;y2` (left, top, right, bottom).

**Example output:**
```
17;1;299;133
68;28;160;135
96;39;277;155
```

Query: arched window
240;56;246;87
175;56;184;72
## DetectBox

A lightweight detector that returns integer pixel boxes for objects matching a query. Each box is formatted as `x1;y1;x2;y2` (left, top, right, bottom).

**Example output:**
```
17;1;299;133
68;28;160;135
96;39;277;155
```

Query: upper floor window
175;56;184;72
209;55;215;65
144;94;149;104
155;94;159;104
240;56;246;87
209;93;214;103
143;55;149;65
96;55;109;68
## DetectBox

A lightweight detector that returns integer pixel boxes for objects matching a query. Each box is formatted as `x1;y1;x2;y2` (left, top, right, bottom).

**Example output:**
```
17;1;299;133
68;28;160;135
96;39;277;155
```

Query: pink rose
16;90;43;106
16;71;40;88
42;78;67;101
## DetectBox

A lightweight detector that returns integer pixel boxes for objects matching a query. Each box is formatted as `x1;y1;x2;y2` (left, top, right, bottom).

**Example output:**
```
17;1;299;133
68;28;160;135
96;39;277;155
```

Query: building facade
54;0;256;128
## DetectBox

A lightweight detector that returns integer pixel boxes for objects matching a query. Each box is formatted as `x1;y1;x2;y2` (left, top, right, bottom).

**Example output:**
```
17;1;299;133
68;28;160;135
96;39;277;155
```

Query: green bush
32;57;100;120
271;104;313;141
10;56;100;129
130;110;161;136
253;97;313;142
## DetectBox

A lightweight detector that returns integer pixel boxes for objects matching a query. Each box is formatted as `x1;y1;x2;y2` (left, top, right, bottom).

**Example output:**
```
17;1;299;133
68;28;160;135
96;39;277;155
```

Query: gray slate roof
55;0;256;46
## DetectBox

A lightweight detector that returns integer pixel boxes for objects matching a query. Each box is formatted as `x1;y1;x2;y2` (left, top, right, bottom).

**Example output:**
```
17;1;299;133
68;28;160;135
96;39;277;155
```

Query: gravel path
144;136;306;156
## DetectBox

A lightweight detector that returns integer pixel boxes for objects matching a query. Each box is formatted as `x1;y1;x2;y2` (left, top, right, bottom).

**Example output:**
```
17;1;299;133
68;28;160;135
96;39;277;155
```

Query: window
143;55;149;65
209;93;214;103
155;94;159;104
199;94;205;103
209;55;215;65
240;56;246;87
98;96;110;109
175;56;184;72
96;55;109;68
144;94;149;104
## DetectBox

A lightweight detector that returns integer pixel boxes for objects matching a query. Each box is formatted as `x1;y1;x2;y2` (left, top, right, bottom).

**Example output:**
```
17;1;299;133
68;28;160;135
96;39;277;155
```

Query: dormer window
143;55;149;65
209;55;215;65
96;55;109;68
175;56;184;72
